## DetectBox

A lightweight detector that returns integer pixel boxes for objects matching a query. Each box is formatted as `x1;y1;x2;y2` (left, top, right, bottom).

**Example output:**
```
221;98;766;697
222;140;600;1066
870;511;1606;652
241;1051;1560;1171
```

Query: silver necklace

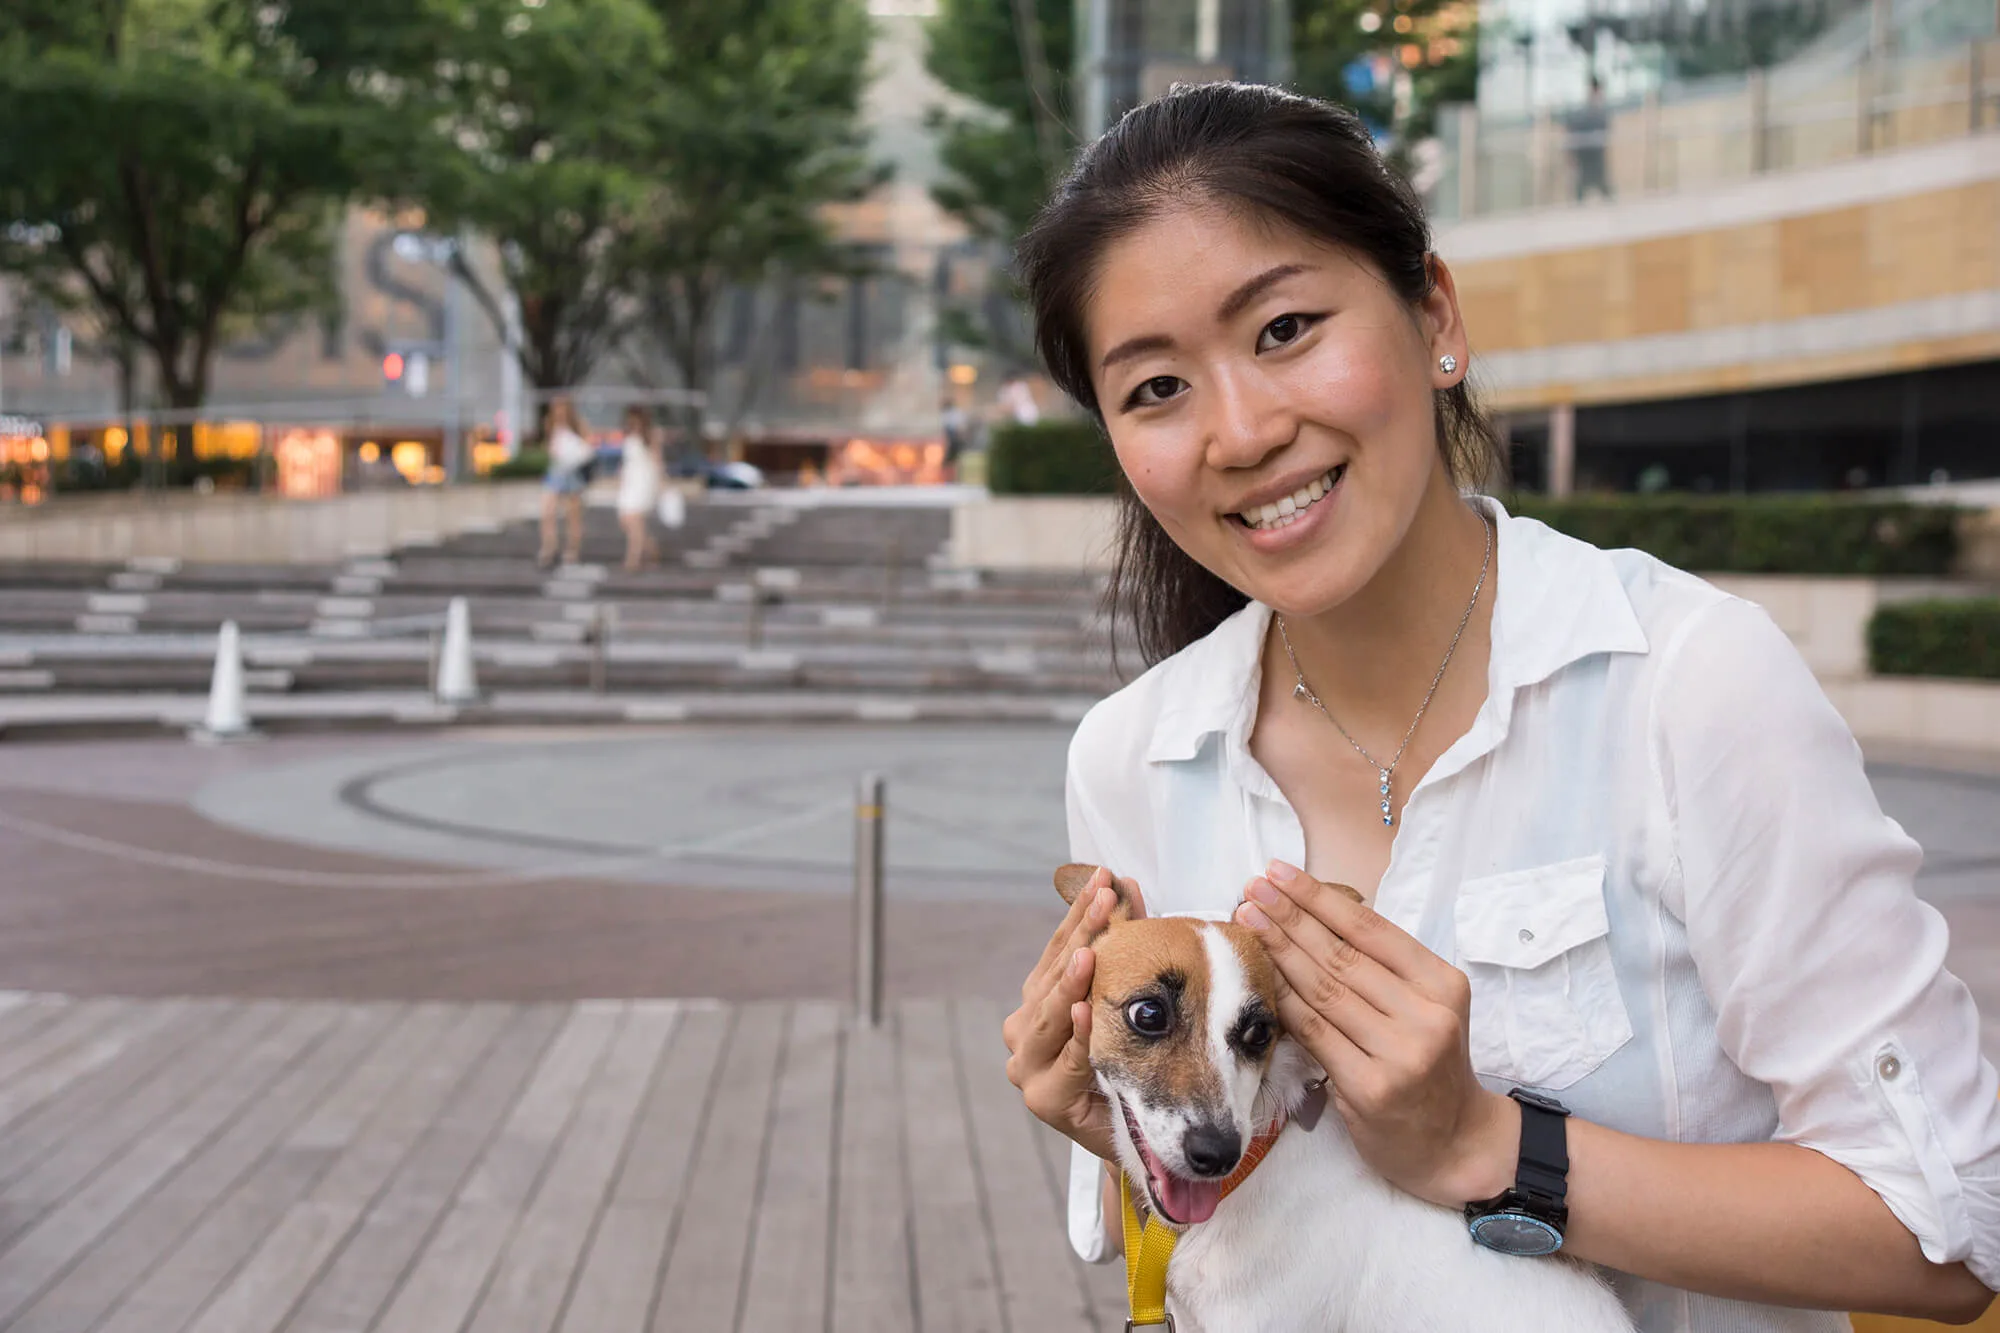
1278;516;1493;828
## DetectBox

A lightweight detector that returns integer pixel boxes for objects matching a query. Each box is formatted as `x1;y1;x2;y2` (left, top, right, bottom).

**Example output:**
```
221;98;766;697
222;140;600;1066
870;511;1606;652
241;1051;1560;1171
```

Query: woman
537;397;592;570
1000;83;2000;1329
615;404;663;572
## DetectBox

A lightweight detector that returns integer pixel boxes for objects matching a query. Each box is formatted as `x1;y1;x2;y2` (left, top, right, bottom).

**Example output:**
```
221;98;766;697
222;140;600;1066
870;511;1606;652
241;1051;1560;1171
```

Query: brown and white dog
1055;863;1636;1333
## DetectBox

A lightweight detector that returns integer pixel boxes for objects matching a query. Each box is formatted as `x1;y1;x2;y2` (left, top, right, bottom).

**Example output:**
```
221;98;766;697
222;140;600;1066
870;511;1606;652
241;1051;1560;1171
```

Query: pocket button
1878;1054;1902;1082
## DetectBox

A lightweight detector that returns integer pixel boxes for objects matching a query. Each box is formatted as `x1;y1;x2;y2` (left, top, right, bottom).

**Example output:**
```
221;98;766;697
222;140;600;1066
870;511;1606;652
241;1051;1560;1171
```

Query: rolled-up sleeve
1655;595;2000;1287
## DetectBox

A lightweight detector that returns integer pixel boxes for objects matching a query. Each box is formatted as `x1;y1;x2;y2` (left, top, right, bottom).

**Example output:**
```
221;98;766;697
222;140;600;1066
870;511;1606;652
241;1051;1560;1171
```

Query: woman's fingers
1009;942;1095;1085
1262;861;1463;1003
1235;873;1404;1027
1029;867;1104;987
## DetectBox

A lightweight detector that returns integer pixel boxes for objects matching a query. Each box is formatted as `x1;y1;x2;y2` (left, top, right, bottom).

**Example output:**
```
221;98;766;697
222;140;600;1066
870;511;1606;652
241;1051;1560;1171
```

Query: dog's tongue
1138;1137;1226;1226
1154;1170;1225;1226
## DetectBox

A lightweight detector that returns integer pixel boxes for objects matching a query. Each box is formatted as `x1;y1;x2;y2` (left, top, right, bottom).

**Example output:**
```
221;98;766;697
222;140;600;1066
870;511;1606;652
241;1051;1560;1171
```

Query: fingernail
1067;950;1084;978
1238;903;1271;930
1247;877;1280;906
1267;860;1300;884
1092;886;1113;918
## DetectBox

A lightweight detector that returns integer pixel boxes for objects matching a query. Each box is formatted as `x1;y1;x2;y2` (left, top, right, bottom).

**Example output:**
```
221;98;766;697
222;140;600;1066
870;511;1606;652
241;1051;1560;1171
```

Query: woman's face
1083;203;1469;617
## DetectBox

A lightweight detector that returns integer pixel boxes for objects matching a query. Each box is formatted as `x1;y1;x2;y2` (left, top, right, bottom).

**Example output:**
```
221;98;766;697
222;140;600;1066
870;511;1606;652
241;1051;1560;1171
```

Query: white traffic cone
197;620;254;740
435;596;479;704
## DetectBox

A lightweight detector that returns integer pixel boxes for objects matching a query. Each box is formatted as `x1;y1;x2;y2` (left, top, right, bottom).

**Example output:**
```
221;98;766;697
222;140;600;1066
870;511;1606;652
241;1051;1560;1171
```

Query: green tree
0;0;406;413
628;0;884;452
419;0;669;398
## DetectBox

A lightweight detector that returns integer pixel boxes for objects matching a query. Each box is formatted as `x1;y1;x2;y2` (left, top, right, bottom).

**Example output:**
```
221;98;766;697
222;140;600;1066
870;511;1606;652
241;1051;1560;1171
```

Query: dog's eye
1125;998;1170;1036
1238;1019;1274;1051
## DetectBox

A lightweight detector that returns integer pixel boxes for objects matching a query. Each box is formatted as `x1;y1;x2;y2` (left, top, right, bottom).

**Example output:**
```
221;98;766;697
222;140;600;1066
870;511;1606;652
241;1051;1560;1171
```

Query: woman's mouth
1232;464;1345;531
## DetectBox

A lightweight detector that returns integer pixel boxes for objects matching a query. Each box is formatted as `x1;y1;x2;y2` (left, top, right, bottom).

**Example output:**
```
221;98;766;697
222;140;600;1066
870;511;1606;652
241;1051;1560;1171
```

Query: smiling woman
996;82;2000;1333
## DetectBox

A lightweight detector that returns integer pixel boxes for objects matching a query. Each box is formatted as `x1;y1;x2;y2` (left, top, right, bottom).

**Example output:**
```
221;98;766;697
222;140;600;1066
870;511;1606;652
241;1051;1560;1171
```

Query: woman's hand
1234;859;1515;1207
1003;866;1145;1161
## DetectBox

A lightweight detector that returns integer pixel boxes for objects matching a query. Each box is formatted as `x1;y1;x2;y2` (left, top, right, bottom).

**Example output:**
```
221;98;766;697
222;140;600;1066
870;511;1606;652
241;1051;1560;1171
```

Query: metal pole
590;603;608;694
853;773;886;1027
882;536;902;614
747;589;765;649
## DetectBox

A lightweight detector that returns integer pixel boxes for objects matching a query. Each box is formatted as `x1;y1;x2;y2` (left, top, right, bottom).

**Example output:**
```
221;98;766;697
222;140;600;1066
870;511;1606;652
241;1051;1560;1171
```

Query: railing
1432;36;2000;222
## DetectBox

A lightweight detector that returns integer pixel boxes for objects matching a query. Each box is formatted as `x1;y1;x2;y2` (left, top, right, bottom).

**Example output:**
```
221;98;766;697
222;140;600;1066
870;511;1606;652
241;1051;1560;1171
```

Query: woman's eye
1125;998;1170;1036
1257;313;1318;352
1125;375;1182;409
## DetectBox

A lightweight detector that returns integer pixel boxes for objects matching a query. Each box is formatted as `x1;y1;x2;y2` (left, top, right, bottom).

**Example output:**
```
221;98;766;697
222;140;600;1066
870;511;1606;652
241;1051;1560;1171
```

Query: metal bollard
589;604;609;695
882;536;902;614
746;589;765;649
853;773;886;1026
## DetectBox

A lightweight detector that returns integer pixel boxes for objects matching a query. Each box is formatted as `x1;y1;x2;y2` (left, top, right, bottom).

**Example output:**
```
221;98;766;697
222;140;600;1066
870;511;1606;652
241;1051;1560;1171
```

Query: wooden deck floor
0;994;1126;1333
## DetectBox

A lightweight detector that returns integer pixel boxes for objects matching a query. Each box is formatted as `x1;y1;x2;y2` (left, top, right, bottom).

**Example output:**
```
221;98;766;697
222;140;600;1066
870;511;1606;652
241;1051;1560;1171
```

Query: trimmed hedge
986;420;1118;495
1869;600;2000;679
484;448;550;480
1512;495;1961;577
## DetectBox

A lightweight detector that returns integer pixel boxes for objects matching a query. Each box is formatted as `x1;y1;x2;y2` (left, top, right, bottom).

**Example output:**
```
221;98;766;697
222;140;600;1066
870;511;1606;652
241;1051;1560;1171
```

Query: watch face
1469;1211;1564;1257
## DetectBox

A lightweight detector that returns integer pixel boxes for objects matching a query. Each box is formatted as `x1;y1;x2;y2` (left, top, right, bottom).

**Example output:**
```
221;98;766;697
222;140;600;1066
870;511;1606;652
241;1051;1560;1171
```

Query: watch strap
1511;1091;1569;1212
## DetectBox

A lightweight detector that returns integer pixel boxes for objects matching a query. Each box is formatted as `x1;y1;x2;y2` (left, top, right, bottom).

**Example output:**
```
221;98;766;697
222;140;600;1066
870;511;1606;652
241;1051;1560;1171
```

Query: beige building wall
1437;132;2000;414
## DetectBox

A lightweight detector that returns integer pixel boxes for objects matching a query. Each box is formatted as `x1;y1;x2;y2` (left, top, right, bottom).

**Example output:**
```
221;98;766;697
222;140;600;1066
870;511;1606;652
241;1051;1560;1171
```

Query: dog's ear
1052;863;1138;921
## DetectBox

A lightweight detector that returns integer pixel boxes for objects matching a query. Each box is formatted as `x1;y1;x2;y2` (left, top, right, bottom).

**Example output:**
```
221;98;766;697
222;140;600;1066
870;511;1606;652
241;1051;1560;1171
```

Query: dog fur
1055;863;1637;1333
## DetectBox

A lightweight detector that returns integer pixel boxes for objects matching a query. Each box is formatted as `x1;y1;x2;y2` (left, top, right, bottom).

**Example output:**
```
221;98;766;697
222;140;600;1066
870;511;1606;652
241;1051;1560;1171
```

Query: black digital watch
1464;1088;1571;1257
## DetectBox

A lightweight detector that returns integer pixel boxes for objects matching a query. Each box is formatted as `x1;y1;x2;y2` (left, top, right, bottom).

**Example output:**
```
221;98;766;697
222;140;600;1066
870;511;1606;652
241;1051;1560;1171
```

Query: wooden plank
952;997;1099;1333
0;1001;206;1169
1024;1056;1127;1332
0;999;243;1207
0;998;124;1098
369;1003;622;1333
737;1001;841;1333
0;1001;337;1327
462;1002;676;1333
5;1002;402;1333
900;998;1004;1333
557;1003;729;1333
0;1001;194;1143
166;1003;513;1333
830;1015;915;1333
282;1005;569;1333
652;1003;786;1333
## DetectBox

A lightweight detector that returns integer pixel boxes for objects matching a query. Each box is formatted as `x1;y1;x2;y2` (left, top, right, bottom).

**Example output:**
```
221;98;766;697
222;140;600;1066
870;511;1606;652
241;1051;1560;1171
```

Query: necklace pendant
1379;769;1394;826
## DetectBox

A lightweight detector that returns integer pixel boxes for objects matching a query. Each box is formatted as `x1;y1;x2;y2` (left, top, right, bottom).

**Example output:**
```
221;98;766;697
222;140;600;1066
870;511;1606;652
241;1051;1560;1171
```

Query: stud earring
1439;354;1458;375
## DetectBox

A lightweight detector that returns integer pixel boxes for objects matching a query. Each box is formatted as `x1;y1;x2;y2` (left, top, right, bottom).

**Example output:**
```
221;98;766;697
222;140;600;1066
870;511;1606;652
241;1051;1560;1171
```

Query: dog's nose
1182;1124;1241;1178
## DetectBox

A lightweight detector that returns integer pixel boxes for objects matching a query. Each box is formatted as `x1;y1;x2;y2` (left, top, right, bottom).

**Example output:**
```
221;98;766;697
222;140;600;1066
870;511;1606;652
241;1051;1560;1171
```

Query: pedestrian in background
537;396;593;569
616;404;663;572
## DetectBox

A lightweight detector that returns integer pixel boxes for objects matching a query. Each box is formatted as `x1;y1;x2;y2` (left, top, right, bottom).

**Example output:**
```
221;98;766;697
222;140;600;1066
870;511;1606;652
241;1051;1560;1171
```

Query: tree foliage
414;0;669;394
630;0;883;448
924;0;1074;244
0;0;410;410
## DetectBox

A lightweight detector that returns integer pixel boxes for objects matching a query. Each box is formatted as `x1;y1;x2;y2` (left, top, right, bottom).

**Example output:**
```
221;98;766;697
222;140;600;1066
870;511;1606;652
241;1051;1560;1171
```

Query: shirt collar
1142;496;1650;767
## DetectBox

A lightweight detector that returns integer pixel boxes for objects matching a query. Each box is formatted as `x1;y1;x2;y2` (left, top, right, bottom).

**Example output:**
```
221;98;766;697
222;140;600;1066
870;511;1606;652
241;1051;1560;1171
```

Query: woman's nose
1201;368;1296;472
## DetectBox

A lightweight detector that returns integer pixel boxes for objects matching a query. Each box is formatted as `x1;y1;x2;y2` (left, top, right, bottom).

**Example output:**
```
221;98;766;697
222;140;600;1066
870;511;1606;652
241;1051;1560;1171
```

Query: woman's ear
1420;253;1470;378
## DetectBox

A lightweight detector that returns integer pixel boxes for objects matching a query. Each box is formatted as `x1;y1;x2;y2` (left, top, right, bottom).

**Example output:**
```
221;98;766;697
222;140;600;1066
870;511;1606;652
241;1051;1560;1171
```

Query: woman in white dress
615;405;663;572
537;396;593;570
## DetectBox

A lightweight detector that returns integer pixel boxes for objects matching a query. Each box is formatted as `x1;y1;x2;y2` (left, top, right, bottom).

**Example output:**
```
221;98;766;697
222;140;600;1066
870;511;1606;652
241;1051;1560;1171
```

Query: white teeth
1239;467;1342;531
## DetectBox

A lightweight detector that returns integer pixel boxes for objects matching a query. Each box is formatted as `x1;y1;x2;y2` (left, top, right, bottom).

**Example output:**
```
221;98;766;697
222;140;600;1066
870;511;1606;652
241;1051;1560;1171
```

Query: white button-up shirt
1063;500;2000;1331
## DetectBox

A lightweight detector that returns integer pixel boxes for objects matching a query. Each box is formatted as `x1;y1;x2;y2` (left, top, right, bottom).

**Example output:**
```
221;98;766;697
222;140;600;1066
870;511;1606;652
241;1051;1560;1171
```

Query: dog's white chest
1160;1120;1636;1333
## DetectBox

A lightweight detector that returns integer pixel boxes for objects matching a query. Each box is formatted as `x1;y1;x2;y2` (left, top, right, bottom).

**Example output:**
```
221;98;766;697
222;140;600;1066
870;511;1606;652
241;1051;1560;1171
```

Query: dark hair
1015;82;1503;667
623;404;651;431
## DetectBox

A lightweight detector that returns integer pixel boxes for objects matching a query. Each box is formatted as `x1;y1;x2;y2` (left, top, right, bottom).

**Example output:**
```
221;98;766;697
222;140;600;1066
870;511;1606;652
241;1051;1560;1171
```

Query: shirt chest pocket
1454;854;1633;1092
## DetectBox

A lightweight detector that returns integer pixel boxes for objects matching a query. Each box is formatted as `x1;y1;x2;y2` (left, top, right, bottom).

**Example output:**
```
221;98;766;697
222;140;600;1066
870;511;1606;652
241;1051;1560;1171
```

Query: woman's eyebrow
1098;262;1318;374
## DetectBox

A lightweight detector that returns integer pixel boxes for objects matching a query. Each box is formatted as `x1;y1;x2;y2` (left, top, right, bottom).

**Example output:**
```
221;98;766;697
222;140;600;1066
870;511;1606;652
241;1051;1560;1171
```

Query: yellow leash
1120;1172;1179;1331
